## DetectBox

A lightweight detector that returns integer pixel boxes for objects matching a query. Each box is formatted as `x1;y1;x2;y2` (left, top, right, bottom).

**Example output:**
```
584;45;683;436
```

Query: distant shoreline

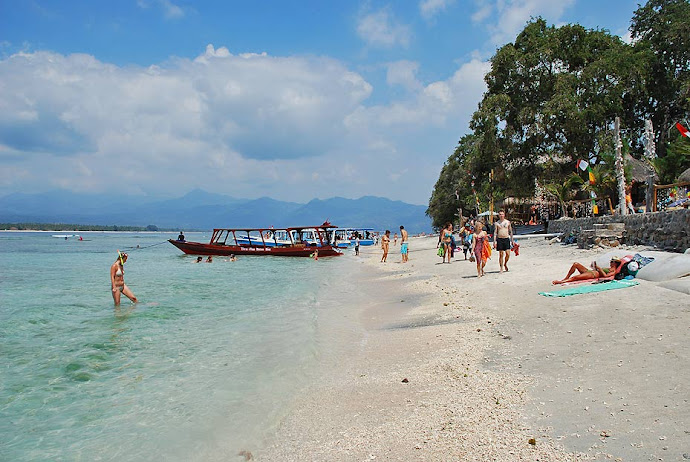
0;223;201;232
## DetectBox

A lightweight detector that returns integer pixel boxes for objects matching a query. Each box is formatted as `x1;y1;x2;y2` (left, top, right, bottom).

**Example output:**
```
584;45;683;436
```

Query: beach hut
626;154;658;184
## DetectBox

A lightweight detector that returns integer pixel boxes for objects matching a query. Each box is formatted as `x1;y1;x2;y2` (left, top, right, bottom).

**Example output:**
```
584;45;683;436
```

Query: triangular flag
577;159;589;171
677;122;689;137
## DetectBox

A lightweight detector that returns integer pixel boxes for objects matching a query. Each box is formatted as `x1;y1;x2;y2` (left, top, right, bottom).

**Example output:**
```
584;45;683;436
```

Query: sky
0;0;640;205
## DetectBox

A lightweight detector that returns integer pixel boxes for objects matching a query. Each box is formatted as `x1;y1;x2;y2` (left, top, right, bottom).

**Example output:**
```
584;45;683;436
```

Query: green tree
631;0;690;159
470;19;643;199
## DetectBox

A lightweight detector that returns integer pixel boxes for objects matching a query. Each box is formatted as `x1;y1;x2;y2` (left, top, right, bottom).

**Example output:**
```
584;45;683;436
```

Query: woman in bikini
552;258;621;284
110;251;138;306
471;222;488;277
441;223;453;263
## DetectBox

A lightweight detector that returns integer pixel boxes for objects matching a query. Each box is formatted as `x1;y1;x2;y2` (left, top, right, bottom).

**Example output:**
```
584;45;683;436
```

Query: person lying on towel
552;257;621;285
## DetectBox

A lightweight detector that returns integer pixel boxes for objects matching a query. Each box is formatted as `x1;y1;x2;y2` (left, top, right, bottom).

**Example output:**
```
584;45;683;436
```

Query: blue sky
0;0;639;204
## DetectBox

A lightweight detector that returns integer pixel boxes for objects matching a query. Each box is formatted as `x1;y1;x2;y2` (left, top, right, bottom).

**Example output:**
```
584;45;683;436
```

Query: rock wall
546;209;690;252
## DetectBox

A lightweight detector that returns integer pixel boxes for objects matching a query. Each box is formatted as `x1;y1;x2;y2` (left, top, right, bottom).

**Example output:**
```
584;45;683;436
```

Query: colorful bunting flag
577;159;589;171
677;122;689;137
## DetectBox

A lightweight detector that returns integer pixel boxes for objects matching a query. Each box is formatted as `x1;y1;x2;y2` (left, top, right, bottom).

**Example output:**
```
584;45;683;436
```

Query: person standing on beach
437;223;453;263
354;234;360;256
471;222;488;277
393;232;398;246
493;210;514;272
400;225;409;263
110;251;137;306
381;230;390;262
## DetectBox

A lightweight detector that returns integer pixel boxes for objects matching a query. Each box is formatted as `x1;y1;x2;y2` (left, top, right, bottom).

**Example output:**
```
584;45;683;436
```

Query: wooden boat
168;222;343;257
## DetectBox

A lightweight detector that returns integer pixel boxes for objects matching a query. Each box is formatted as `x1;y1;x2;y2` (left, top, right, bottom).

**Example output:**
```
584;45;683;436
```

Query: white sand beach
257;236;689;461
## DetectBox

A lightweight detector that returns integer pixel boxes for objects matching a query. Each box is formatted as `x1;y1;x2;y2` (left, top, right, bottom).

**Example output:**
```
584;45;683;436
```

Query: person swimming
110;251;137;306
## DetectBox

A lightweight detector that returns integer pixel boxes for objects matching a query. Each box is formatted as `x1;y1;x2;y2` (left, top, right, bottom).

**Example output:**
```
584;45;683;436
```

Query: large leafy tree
427;1;690;227
472;19;640;195
631;0;690;158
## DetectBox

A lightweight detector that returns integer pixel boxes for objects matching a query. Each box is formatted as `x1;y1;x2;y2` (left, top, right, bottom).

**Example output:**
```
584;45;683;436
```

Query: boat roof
212;221;337;233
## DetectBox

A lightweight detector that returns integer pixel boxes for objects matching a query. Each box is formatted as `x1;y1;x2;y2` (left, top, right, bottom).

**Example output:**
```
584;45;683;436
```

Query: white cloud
0;48;489;203
160;0;184;19
419;0;456;21
356;8;411;48
137;0;185;19
472;0;576;46
385;60;421;91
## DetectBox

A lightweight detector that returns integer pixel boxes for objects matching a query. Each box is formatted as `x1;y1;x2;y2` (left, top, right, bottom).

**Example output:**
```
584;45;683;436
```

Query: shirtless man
381;230;391;263
492;210;514;272
399;225;409;263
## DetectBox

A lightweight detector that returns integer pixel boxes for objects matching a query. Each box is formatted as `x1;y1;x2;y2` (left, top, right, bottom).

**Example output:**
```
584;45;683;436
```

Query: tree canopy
427;0;690;228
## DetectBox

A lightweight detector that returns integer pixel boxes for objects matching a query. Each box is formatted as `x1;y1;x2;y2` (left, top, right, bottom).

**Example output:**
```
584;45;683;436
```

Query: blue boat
333;228;376;247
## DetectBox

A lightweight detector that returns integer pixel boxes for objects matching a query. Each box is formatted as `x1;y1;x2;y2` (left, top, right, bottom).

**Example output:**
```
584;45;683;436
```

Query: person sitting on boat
552;258;621;284
177;231;185;242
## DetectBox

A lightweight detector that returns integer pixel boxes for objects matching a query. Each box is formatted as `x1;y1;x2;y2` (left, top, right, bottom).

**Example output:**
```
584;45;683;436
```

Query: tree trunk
614;117;627;215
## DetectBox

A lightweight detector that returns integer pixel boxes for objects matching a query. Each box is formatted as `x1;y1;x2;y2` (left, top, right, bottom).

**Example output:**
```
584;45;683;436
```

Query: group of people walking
439;210;515;278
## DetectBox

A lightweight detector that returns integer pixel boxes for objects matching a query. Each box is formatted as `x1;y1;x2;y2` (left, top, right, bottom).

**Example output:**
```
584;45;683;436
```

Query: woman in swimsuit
552;258;620;284
471;222;488;277
442;223;453;263
110;251;137;306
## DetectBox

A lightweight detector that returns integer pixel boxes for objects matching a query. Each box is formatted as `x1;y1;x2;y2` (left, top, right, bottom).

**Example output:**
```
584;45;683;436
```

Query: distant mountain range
0;189;432;233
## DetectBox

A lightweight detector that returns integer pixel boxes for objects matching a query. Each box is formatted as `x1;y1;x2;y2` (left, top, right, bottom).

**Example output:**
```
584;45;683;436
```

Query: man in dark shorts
492;210;514;272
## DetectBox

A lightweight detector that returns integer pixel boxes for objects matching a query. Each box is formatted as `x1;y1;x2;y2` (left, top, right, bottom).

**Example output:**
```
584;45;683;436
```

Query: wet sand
257;236;689;461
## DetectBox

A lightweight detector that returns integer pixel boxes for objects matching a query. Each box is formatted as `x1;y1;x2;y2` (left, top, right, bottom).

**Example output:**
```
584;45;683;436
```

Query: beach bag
437;246;445;257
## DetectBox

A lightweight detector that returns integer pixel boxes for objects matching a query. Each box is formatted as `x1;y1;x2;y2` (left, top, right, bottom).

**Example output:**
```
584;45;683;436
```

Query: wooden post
489;169;494;225
644;119;656;213
614;117;627;215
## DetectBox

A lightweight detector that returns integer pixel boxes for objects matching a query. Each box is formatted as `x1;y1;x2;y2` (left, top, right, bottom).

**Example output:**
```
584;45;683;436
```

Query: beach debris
600;430;611;438
528;437;536;445
238;450;253;460
401;378;409;383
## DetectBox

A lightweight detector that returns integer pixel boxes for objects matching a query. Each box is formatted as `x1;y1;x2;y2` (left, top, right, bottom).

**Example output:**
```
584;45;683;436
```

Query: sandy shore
257;236;689;461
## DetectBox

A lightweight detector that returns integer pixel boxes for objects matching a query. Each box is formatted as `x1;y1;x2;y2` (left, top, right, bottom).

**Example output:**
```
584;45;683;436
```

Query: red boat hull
168;239;342;257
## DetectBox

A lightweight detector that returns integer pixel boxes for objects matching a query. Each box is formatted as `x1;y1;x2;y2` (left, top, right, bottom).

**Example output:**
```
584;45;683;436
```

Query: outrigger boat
168;222;343;257
332;228;376;248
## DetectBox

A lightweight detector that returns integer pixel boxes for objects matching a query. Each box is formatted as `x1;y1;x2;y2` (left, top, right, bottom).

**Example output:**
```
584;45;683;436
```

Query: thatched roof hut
626;154;658;183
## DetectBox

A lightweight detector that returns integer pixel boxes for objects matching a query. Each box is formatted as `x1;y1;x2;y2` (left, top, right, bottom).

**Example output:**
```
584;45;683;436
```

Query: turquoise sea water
0;231;360;461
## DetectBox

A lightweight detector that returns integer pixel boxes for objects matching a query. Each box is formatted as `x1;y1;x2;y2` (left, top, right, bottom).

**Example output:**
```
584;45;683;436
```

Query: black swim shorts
496;237;511;251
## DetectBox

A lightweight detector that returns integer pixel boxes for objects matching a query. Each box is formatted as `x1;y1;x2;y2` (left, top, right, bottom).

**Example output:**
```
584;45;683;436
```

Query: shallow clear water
0;231;359;461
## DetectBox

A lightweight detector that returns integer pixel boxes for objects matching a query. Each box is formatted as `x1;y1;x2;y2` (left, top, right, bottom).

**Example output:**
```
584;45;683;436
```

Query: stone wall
546;209;690;252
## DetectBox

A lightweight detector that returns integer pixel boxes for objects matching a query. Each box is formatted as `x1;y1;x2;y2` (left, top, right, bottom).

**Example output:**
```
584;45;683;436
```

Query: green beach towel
539;279;639;297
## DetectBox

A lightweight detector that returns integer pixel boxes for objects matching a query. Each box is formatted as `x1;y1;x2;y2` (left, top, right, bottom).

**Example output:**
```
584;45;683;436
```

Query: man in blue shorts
400;225;409;263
